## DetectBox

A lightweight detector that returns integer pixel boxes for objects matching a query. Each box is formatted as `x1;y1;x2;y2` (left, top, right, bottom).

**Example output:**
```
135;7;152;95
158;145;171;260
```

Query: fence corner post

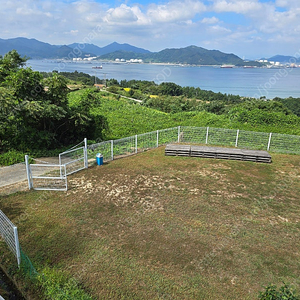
206;127;209;144
111;140;114;160
84;138;88;169
178;126;181;143
156;130;159;148
267;133;272;151
25;155;32;190
13;227;21;268
235;129;239;147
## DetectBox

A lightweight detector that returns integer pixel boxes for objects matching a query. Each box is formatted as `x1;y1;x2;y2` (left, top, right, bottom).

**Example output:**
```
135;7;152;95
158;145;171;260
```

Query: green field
1;147;300;299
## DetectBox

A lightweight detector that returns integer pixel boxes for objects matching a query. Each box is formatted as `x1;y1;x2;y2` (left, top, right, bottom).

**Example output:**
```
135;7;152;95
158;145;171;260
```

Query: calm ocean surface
27;60;300;99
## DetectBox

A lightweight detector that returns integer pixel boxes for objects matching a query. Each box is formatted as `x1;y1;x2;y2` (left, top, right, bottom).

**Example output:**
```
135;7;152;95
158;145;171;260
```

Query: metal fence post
84;138;88;168
178;126;181;143
206;127;209;144
13;227;21;268
156;130;159;147
135;135;138;153
25;155;32;190
111;140;114;160
267;133;272;151
235;129;239;147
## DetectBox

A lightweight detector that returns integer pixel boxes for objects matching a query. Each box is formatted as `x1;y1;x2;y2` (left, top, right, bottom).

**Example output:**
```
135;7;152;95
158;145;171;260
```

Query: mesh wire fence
137;131;158;151
113;135;136;157
0;210;20;267
88;140;112;163
236;130;271;150
20;247;38;279
158;127;179;145
207;127;238;147
270;133;300;154
180;126;207;144
59;146;86;176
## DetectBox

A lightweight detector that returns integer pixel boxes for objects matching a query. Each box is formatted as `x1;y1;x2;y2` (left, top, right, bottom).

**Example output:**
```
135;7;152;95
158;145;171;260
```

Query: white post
84;138;88;168
156;130;159;148
235;129;239;147
13;227;21;268
111;140;114;160
178;126;181;143
135;135;138;153
267;133;272;151
25;155;32;190
58;154;62;177
64;165;68;191
206;127;209;144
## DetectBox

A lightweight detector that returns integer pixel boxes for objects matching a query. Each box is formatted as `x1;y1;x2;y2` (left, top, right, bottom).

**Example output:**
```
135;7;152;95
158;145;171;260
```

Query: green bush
0;150;27;166
259;283;299;300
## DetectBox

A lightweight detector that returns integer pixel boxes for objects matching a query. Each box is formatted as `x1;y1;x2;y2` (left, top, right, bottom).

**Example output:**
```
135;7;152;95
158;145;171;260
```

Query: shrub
258;283;299;300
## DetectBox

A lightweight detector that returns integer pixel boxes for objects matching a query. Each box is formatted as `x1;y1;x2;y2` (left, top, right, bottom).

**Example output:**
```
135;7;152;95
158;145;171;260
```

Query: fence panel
137;131;158;152
88;140;113;163
158;127;179;145
30;164;67;191
270;133;300;154
59;147;86;176
236;130;270;150
180;126;207;144
0;210;21;267
207;127;238;147
113;136;136;157
59;138;87;175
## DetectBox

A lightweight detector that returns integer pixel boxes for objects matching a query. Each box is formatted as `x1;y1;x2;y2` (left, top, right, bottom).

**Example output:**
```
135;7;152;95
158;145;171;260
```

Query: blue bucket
96;153;103;165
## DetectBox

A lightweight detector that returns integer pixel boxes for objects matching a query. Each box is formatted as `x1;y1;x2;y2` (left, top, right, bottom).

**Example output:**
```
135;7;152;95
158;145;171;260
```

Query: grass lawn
1;147;300;299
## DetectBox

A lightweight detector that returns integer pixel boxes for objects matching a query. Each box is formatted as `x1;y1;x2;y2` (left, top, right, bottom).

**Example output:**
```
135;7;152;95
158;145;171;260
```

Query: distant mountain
68;42;150;56
0;37;93;59
267;55;300;63
0;37;260;66
99;45;258;66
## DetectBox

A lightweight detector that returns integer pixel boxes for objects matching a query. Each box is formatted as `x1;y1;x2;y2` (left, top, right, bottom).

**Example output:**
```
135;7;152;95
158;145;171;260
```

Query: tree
0;50;27;82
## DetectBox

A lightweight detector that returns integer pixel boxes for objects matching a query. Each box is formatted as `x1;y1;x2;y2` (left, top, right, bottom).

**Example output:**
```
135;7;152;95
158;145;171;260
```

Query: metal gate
25;156;67;191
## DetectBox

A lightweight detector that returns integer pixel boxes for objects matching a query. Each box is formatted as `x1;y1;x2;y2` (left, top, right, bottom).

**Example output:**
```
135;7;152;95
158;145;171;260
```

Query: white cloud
104;4;139;23
201;16;219;24
147;0;206;23
212;0;263;14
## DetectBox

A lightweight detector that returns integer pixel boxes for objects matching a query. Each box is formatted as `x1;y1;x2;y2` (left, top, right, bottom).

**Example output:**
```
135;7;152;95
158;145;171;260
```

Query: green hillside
99;45;261;66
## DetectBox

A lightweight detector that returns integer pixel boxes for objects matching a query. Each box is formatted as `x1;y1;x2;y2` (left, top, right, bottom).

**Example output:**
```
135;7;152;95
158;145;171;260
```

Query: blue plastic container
96;153;103;166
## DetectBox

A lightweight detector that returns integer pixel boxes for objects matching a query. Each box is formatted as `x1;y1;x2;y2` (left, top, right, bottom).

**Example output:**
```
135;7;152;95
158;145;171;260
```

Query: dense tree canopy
0;50;107;153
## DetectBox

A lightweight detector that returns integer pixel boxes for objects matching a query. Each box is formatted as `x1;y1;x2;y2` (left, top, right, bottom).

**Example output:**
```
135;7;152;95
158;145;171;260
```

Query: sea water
27;60;300;99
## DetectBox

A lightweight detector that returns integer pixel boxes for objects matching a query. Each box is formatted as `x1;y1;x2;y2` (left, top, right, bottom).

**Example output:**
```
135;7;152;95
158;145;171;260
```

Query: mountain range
0;37;268;66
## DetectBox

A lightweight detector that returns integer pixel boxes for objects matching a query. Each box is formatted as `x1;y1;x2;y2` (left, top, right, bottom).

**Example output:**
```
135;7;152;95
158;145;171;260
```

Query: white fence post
25;155;32;190
178;126;181;143
235;129;239;147
84;138;88;168
13;227;21;268
111;140;114;160
156;130;159;147
135;135;138;153
206;127;209;144
267;133;272;151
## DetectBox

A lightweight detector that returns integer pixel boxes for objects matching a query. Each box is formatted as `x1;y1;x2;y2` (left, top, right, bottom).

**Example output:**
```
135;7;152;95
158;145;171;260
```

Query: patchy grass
1;147;300;299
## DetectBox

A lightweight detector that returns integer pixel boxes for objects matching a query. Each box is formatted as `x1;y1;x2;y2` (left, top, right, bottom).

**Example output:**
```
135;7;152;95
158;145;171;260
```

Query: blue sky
1;0;300;59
